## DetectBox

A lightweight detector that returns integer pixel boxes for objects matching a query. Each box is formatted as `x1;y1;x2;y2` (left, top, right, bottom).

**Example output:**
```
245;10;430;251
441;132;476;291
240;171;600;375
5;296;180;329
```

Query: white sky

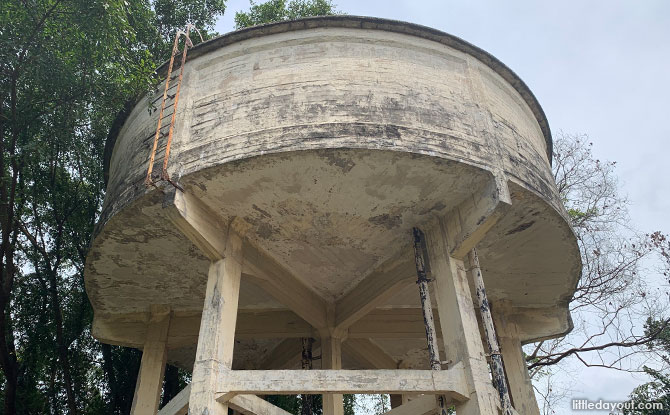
215;2;670;413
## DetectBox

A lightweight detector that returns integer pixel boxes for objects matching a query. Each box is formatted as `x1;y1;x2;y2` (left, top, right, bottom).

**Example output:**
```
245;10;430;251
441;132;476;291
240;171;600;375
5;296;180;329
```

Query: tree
526;133;670;413
0;1;224;414
625;319;670;415
234;0;338;29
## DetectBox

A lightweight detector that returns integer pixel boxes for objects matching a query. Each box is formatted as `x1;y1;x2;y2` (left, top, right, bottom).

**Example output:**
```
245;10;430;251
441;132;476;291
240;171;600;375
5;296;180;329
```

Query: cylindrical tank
86;16;580;370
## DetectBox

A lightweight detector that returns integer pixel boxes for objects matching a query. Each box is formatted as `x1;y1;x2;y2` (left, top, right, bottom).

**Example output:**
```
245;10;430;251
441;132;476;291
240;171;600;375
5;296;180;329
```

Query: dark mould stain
384;124;401;139
417;201;447;216
323;153;356;173
430;201;447;213
243;215;259;226
368;213;402;230
193;182;207;193
313;214;332;229
252;204;272;219
505;221;535;236
256;222;280;239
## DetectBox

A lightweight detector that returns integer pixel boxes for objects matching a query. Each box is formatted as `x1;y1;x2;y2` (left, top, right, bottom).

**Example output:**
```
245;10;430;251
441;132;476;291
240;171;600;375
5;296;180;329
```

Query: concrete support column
130;306;170;415
494;309;541;415
424;218;499;415
321;335;344;415
188;232;243;415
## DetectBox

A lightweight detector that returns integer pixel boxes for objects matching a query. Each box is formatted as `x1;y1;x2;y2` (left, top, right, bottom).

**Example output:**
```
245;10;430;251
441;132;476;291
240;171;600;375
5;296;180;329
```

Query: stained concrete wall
100;17;559;231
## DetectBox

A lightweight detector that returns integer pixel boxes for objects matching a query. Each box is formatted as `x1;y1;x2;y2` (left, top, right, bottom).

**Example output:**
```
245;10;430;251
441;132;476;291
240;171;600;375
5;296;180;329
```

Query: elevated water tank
86;16;580;375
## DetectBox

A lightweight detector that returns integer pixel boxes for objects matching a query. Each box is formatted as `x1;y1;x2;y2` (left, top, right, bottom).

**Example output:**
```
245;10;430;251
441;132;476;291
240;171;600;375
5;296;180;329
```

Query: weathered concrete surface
85;17;581;370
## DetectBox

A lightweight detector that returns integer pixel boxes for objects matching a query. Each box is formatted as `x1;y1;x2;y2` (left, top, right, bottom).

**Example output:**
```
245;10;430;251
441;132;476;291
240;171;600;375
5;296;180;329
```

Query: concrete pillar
130;306;170;415
494;308;541;415
424;219;499;415
188;233;243;415
321;335;344;415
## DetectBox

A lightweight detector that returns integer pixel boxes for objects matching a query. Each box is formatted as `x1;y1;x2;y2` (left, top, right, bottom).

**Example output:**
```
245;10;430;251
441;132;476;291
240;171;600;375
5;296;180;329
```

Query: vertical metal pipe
412;227;448;415
412;228;441;370
469;248;514;415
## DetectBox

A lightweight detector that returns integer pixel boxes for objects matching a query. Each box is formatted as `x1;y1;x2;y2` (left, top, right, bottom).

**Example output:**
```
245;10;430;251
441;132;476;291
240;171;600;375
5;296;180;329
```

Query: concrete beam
444;174;511;260
163;187;328;331
158;384;190;415
380;395;437;415
261;338;305;370
348;309;442;339
229;394;294;415
163;188;231;261
343;338;398;369
93;307;448;352
243;243;329;330
157;384;294;415
334;250;415;331
216;365;469;403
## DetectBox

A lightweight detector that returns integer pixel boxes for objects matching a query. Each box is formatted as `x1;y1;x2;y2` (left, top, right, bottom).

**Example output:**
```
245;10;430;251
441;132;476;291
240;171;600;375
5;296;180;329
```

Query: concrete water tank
85;16;580;415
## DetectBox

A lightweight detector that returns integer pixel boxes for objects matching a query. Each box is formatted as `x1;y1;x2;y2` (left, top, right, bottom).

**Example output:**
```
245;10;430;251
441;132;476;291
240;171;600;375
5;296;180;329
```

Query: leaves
0;1;226;413
624;321;670;414
234;0;338;29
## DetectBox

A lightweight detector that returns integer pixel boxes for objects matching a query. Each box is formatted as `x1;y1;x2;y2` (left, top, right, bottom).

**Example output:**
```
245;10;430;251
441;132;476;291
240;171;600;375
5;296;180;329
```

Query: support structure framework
128;176;542;415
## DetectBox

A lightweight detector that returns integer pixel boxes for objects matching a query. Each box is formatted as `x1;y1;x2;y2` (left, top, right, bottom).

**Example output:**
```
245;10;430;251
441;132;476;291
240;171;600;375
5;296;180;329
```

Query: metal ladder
145;24;201;190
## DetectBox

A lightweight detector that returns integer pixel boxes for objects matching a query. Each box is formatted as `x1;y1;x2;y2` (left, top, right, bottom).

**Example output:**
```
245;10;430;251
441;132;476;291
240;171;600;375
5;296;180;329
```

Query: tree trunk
0;72;25;415
48;270;78;415
162;364;180;407
0;302;18;415
101;343;122;414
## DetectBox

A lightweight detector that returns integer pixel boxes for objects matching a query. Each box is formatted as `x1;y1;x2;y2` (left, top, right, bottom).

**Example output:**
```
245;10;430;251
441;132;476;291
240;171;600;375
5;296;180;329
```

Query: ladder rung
144;27;193;189
151;104;174;117
150;79;181;104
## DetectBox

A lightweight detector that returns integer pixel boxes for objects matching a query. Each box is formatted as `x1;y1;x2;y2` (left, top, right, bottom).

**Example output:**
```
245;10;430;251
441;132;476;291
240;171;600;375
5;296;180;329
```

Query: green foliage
343;394;355;415
0;1;226;414
624;319;670;414
153;0;226;56
625;368;670;415
234;0;338;29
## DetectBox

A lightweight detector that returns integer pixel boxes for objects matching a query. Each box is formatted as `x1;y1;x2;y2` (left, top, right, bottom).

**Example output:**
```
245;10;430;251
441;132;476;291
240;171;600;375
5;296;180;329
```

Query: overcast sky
215;2;669;413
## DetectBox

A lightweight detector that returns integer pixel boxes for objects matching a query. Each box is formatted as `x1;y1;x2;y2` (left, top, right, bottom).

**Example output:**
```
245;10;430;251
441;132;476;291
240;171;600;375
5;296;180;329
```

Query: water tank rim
103;15;553;185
